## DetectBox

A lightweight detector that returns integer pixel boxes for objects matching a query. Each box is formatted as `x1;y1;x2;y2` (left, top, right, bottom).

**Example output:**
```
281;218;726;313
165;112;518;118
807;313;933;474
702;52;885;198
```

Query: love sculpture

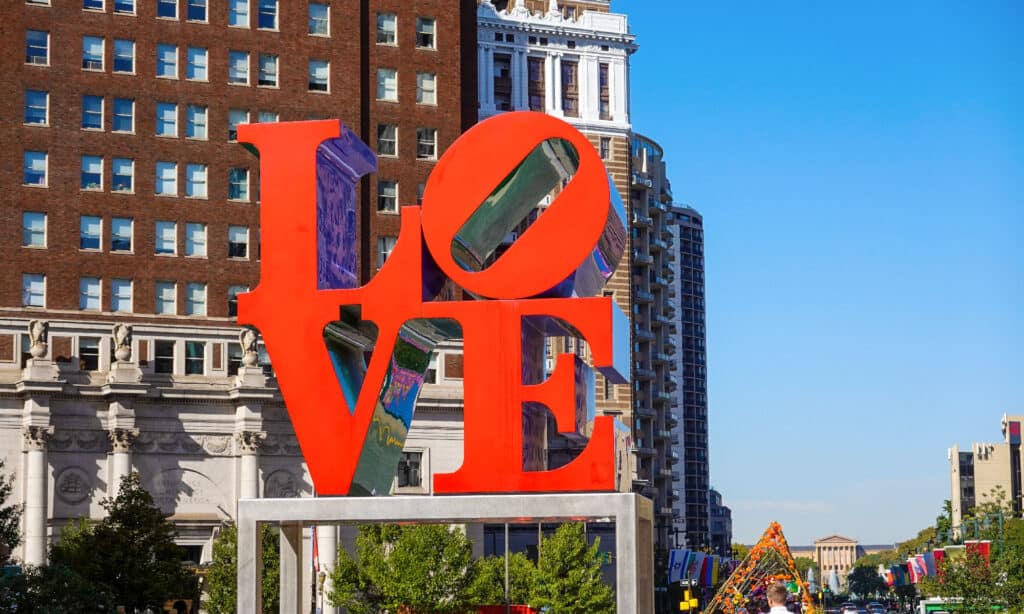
237;111;629;497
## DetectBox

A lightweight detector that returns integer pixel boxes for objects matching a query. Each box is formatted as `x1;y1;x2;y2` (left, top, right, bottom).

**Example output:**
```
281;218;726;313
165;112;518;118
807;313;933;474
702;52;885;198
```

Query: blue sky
623;1;1023;545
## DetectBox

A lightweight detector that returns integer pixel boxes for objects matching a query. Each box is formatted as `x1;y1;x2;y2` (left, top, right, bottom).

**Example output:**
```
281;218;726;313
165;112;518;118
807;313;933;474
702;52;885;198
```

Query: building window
228;226;249;258
227;285;248;317
24;90;48;125
83;0;104;10
417;183;425;205
157;0;177;18
599;137;611;160
79;277;102;311
416;72;436;105
528;57;545;111
113;39;134;73
416;128;437;160
156;102;177;137
257;110;278;123
155;221;177;255
155;282;176;315
228;168;250;201
228;109;248;141
376;68;398;101
308;59;329;92
561;59;579;117
186;0;206;21
82;36;104;70
493;54;511;111
80;215;102;250
227;343;243;374
377;180;398;213
599;63;611;120
79;337;100;370
416;17;435;49
112;98;134;132
377;124;397;157
155;161;177;195
187;47;207;81
396;451;422;488
111;217;132;251
186;105;207;139
26;30;49;65
156;43;177;78
376;13;396;45
185;283;206;316
377;236;397;268
184;222;207;257
258;54;278;87
112;157;133;193
184;341;205;373
22;212;46;247
257;0;277;30
153;339;175;372
308;2;329;36
22;274;46;308
185;164;208;198
424;354;437;383
111;278;132;312
229;51;249;85
81;155;103;191
81;95;103;130
114;0;134;14
23;151;47;186
229;0;248;26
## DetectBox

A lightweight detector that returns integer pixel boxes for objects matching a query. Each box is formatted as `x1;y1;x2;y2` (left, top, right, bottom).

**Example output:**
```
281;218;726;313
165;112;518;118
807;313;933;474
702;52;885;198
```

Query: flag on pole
312;524;320;574
668;549;688;583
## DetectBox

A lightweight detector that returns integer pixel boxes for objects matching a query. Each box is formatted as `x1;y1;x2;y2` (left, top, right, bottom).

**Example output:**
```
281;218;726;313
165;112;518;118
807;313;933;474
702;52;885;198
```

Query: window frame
156;0;177;19
26;30;49;66
112;38;135;74
377;180;398;213
113;0;135;14
377;235;397;268
258;53;279;88
377;124;397;157
228;50;250;85
228;109;249;141
156;43;178;79
227;225;250;259
416;72;437;105
186;0;207;22
185;163;208;199
79;215;102;250
79;277;102;311
184;340;206;374
228;168;250;201
308;2;329;36
112;97;134;133
22;274;46;308
111;157;134;193
79;337;101;370
376;12;397;45
184;222;207;257
24;90;48;126
80;155;103;191
22;212;47;248
154;220;177;255
415;17;436;49
154;282;177;316
186;46;208;81
186;104;208;140
228;0;249;27
155;161;178;196
111;217;133;252
256;0;278;31
23;151;48;187
308;59;329;92
185;282;207;316
156;102;178;137
111;278;133;313
82;95;104;131
227;285;249;318
82;35;104;71
376;68;398;101
416;127;437;160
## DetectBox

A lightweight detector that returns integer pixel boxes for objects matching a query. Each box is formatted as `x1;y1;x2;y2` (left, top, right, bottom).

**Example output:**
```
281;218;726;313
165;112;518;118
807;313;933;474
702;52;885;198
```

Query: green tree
2;563;116;613
0;459;21;566
530;523;614;614
847;565;885;598
204;523;281;614
731;543;751;560
329;523;476;614
918;548;1002;612
793;556;817;580
466;552;534;606
48;472;190;611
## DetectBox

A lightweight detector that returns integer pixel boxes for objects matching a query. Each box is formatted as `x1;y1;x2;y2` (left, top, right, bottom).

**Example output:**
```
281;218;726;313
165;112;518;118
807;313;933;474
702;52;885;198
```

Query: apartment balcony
661;225;673;239
651;200;668;213
635;290;654;303
635;406;657;419
655;429;672;442
635;367;655;380
652;352;672;365
632;249;654;265
667;450;681;465
632;444;656;457
669;489;681;502
657;507;675;518
651;275;669;288
650;239;667;252
634;328;655;342
631;212;653;229
666;414;679;428
653;390;672;404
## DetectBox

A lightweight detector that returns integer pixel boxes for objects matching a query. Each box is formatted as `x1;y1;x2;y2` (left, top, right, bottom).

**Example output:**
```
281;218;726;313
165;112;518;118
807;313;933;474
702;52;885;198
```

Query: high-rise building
949;414;1024;529
1;4;477;608
708;487;732;558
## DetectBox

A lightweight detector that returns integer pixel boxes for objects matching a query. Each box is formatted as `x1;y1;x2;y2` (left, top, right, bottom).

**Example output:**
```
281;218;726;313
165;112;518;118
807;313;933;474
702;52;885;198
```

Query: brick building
2;0;475;610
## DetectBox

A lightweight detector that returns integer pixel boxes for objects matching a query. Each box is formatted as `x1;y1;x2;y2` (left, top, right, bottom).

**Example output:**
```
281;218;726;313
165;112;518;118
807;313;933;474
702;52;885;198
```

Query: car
866;603;885;614
839;604;859;613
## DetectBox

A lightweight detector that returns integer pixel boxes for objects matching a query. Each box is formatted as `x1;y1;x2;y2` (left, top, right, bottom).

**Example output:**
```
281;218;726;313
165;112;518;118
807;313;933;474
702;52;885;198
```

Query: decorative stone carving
28;320;48;358
55;467;92;505
108;428;139;453
264;469;299;498
201;435;234;456
23;425;54;451
236;431;267;455
112;323;132;362
239;327;260;367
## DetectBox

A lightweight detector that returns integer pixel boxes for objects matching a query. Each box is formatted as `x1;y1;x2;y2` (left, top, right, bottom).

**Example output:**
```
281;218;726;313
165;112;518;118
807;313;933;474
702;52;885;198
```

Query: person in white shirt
767;582;791;614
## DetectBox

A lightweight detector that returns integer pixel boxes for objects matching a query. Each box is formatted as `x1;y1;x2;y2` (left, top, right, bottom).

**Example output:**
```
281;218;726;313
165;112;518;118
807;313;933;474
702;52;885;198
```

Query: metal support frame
238;493;654;613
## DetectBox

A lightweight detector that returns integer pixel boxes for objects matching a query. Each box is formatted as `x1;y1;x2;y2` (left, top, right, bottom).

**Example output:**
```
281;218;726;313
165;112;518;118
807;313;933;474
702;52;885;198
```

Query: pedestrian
766;582;790;614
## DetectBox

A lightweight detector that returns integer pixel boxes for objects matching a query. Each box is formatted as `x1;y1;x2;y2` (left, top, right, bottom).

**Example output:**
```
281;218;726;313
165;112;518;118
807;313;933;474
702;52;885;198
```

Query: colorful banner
965;540;991;564
687;553;706;580
923;551;936;576
668;549;689;583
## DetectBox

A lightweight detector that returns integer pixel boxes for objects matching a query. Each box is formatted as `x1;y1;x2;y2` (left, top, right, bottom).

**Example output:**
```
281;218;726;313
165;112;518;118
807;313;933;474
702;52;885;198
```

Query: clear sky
623;1;1023;546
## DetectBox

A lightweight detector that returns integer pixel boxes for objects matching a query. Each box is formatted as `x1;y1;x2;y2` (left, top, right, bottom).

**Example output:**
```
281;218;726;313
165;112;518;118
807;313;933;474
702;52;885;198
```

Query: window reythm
227;343;243;374
599;137;611;160
416;128;437;160
23;151;47;186
82;95;103;130
416;17;435;49
396;451;422;487
416;72;436;105
26;30;49;65
185;164;208;198
111;217;132;251
84;0;104;11
186;0;206;22
187;47;207;81
112;157;133;192
185;283;206;316
82;36;104;70
308;60;329;92
79;337;100;370
257;0;277;30
377;236;397;268
228;168;250;201
157;44;177;78
377;124;397;157
80;215;102;249
155;161;177;195
25;90;48;125
229;51;249;85
155;282;176;315
228;109;248;141
228;226;249;258
22;274;46;308
377;180;398;213
184;340;205;373
376;68;397;101
114;0;134;14
258;110;278;123
229;0;248;27
376;13;396;45
155;221;177;255
112;98;134;132
22;212;46;248
184;223;207;257
186;105;207;139
111;279;132;312
154;339;175;372
81;155;103;191
309;3;329;36
258;54;278;87
156;102;177;136
113;39;134;73
79;278;101;311
227;285;249;318
157;0;177;19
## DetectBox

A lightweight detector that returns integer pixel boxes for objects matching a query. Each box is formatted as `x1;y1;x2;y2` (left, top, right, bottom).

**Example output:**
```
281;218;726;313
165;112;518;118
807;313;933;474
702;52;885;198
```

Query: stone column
515;49;528;110
544;52;555;112
552;52;563;116
22;425;53;566
317;524;339;614
108;428;139;495
237;431;266;500
482;47;494;110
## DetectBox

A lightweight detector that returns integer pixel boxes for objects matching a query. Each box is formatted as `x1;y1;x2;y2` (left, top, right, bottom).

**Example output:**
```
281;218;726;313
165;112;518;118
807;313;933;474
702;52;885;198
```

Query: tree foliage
466;551;534;606
0;563;116;613
918;548;1004;612
731;543;751;560
847;565;886;598
793;556;817;580
0;459;21;567
204;523;281;614
48;472;191;611
530;522;615;614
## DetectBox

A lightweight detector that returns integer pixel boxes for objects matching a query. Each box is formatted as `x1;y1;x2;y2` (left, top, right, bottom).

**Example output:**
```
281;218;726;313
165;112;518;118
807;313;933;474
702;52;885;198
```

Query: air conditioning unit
544;358;554;372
